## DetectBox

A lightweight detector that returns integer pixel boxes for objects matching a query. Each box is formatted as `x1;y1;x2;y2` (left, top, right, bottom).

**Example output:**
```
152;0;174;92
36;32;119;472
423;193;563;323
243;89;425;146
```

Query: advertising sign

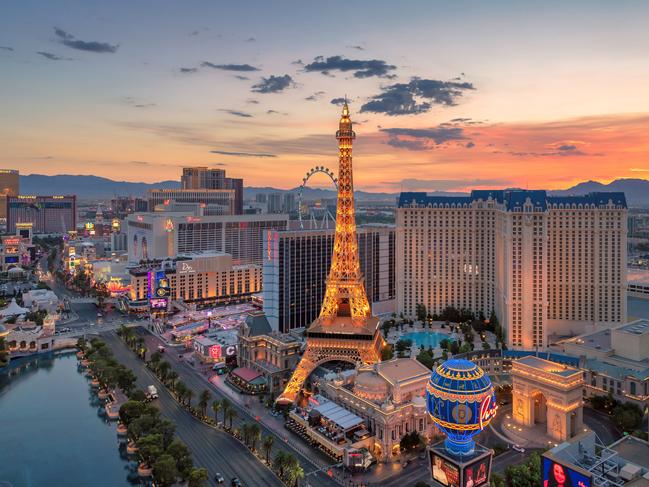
150;298;168;309
431;452;460;487
463;456;491;487
208;344;222;360
542;456;591;487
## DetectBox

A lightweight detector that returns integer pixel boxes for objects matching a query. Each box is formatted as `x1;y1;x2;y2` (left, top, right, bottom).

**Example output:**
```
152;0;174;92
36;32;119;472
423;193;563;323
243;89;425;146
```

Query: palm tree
198;390;211;417
175;381;187;404
211;400;222;425
185;388;193;408
249;423;261;451
284;454;304;487
262;435;274;464
149;351;163;371
273;451;288;479
158;361;171;383
167;371;179;392
225;407;237;429
241;423;250;446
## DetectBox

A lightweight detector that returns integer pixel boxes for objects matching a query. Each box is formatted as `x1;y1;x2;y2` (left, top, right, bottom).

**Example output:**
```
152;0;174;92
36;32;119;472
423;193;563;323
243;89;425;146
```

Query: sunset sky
1;0;648;192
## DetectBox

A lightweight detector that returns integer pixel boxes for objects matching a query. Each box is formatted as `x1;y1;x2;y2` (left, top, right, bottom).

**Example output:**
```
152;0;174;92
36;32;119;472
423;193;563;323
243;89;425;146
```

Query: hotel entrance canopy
313;398;364;432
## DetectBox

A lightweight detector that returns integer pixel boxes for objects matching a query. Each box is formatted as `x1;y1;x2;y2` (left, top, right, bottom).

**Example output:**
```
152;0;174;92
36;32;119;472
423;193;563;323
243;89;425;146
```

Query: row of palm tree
273;451;305;487
117;325;147;360
79;337;137;395
212;397;238;429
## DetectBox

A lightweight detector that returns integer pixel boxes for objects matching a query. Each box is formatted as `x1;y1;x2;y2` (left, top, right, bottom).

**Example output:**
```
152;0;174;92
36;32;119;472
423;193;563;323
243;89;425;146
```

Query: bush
612;403;643;432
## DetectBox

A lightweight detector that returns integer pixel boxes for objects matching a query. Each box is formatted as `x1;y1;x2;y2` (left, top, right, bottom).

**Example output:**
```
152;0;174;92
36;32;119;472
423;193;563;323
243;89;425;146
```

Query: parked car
146;385;159;400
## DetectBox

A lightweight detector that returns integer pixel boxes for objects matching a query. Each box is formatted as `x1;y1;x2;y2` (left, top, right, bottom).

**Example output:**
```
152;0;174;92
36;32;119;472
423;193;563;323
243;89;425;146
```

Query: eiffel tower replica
276;102;385;405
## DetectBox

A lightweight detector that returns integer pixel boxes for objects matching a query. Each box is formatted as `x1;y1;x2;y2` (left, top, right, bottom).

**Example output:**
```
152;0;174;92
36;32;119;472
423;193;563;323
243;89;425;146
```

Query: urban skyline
2;1;649;192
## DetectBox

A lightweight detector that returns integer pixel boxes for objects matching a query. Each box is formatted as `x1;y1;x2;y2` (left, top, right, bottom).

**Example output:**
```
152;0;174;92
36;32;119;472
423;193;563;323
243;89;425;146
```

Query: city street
127;328;343;487
102;331;284;487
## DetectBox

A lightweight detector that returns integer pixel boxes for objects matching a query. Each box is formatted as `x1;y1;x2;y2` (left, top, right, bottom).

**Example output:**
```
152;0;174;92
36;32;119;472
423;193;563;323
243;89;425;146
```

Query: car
214;473;224;483
157;345;165;353
512;444;526;453
231;478;242;487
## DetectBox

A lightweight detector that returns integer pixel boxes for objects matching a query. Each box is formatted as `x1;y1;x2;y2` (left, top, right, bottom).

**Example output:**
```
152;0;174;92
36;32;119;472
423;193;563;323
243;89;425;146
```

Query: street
102;331;284;487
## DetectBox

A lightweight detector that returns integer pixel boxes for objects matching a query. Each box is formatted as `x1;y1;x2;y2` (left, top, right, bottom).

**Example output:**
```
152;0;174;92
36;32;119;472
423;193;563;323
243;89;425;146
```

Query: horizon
3;1;649;192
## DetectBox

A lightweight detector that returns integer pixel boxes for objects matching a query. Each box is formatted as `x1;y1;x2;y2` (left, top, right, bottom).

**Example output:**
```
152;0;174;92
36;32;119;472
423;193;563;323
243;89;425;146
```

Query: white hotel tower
397;190;627;349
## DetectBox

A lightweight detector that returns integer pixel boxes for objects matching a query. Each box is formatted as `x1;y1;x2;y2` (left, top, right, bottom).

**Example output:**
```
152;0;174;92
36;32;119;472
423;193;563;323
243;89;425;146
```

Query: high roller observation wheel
298;166;338;229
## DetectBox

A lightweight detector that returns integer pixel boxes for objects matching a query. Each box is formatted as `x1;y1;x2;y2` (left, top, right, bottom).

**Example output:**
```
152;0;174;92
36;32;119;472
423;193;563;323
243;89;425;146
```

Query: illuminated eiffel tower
276;102;385;404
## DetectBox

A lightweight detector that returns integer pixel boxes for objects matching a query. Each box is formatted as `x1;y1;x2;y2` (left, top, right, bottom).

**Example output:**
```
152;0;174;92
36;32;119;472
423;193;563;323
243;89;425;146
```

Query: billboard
542;456;591;487
150;298;168;309
463;456;491;487
431;452;460;487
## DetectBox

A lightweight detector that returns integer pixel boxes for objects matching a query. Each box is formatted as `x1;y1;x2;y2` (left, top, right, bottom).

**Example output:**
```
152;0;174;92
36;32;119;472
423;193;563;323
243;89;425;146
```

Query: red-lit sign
479;395;498;430
209;344;222;360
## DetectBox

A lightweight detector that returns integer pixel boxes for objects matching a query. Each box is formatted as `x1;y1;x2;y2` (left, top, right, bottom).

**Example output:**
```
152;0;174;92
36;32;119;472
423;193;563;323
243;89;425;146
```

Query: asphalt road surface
102;332;284;487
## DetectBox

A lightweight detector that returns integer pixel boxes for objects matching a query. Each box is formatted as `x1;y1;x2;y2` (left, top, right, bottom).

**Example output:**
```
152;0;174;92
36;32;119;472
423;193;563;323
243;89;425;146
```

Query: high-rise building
278;103;385;404
397;190;628;349
7;195;76;234
180;167;244;214
148;188;235;215
282;193;297;213
0;169;20;220
125;211;288;264
267;193;283;214
263;225;395;333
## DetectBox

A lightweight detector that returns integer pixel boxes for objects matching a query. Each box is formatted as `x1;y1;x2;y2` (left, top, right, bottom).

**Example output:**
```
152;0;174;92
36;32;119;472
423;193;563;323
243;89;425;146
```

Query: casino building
397;190;627;349
127;252;261;312
7;195;76;234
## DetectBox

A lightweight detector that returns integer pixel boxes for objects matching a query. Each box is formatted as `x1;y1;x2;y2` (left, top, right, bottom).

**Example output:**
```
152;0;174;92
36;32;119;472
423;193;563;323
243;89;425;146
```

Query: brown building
0;169;19;220
180;167;244;215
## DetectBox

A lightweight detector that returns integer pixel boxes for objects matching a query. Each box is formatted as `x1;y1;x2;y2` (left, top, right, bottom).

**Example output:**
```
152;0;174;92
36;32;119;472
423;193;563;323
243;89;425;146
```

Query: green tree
416;303;427;322
249;423;261;451
188;467;209;487
153;453;178;487
490;472;505;487
137;433;164;466
212;399;223;424
198;389;211;417
166;438;194;479
416;349;435;370
262;435;274;464
381;343;394;360
612;403;643;431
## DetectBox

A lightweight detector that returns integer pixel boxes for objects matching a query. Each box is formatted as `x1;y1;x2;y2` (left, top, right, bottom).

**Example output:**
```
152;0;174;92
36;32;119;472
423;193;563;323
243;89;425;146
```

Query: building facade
0;169;19;220
7;195;76;234
128;252;262;309
397;190;627;349
180;167;244;214
148;188;235;215
263;225;396;333
125;212;289;264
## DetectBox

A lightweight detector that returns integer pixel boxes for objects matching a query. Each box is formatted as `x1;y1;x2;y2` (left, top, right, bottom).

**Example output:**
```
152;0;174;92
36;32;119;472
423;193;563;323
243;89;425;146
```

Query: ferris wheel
298;166;338;229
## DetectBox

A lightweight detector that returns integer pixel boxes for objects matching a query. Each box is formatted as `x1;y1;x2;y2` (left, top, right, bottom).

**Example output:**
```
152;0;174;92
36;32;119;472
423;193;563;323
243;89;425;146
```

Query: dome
353;371;390;402
412;395;426;408
426;359;497;454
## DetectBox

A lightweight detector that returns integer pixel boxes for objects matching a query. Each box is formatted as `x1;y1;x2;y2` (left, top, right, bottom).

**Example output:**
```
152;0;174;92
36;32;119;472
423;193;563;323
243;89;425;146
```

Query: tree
188;468;209;487
274;451;289;478
416;349;435;370
149;351;163;371
153;453;178;487
212;399;223;424
249;423;261;451
284;454;304;487
119;400;147;426
167;371;179;392
166;438;193;479
225;406;237;429
185;388;193;408
416;303;427;322
262;435;274;464
490;472;505;487
459;342;473;354
505;452;541;487
175;381;187;405
198;389;211;418
137;433;164;466
395;338;412;353
381;344;394;360
157;361;171;383
612;403;643;431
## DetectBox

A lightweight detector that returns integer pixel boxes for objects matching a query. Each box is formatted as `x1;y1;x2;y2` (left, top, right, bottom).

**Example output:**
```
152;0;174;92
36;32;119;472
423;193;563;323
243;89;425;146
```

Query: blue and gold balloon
426;359;497;455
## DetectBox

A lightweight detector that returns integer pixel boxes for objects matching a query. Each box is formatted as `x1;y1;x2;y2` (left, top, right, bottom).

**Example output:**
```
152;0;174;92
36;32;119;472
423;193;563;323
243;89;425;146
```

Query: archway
511;356;584;442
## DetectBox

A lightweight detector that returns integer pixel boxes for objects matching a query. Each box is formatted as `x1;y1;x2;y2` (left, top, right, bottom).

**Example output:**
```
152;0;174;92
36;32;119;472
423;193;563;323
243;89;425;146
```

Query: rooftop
373;358;431;385
617;320;649;336
610;436;649;470
515;355;581;377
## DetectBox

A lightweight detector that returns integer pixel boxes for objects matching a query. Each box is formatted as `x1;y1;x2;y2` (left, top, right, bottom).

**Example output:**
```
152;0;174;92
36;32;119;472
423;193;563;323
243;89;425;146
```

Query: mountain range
17;174;649;206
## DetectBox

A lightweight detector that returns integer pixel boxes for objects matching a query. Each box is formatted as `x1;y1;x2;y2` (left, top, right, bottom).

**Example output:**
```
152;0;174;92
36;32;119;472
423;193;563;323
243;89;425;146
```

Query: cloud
380;126;469;150
360;77;476;116
251;74;294;93
384;178;512;192
347;45;365;51
245;37;256;42
37;51;72;61
54;28;118;53
330;97;347;106
305;91;325;101
0;46;14;51
210;150;276;158
179;67;198;74
201;62;259;71
557;144;577;151
466;141;475;148
130;160;151;166
123;97;156;108
234;75;249;80
219;109;253;118
246;99;259;104
303;55;396;78
266;109;287;115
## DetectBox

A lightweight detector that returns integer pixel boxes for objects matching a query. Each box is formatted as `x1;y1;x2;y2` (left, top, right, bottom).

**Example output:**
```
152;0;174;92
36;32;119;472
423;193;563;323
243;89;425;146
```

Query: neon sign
478;395;498;430
209;344;222;360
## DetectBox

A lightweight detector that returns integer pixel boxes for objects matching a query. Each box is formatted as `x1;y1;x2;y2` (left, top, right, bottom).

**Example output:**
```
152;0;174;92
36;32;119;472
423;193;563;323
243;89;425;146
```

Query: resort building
0;169;19;220
1;230;34;272
397;190;627;349
180;167;244;215
147;188;236;216
263;225;396;332
127;252;262;311
236;312;301;395
317;358;435;462
7;195;76;235
125;211;288;265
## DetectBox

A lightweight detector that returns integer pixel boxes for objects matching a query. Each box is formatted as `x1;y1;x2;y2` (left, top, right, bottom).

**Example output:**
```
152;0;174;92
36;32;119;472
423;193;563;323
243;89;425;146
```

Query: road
102;331;284;487
130;328;341;487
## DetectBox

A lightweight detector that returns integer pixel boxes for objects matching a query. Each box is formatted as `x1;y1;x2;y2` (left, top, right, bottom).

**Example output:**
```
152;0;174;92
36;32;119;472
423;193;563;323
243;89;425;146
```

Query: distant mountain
17;174;649;206
19;174;179;200
551;178;649;205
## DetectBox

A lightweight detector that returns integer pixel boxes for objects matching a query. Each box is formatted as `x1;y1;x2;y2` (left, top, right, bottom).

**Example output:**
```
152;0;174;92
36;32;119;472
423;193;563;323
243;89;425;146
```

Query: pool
400;331;448;348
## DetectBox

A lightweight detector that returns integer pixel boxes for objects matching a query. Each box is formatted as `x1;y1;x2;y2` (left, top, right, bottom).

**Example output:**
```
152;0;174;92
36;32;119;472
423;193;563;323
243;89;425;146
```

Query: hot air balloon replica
425;359;498;487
